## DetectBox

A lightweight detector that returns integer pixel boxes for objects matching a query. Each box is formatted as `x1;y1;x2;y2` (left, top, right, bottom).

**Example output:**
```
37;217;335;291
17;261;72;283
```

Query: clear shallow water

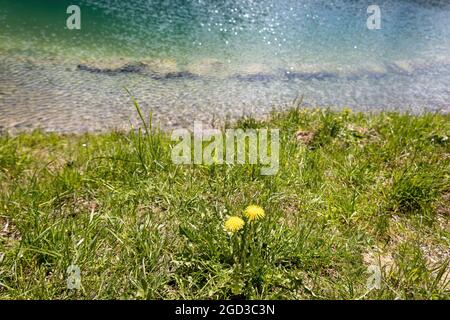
0;0;449;132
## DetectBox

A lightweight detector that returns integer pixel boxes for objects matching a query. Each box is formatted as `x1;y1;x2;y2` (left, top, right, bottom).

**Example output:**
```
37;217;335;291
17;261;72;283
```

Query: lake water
1;0;449;132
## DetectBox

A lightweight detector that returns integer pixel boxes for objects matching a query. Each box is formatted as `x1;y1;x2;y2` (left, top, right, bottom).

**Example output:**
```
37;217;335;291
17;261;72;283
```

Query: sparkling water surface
0;0;449;132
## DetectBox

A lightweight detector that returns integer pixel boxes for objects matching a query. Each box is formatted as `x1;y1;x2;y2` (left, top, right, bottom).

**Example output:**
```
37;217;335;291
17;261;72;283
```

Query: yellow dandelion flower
224;216;245;233
243;205;265;222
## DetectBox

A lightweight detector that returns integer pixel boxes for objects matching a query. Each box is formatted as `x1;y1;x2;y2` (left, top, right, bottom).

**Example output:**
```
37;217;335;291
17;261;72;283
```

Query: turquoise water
1;0;449;132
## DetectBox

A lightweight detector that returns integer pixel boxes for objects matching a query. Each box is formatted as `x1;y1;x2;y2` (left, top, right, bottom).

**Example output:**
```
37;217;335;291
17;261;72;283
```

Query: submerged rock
282;63;338;81
76;63;137;75
339;63;387;80
358;63;388;79
77;61;148;75
283;70;336;80
77;57;131;70
163;71;199;79
232;73;277;81
140;58;179;76
186;58;229;78
76;58;202;80
240;63;273;75
390;60;416;75
118;62;148;73
232;63;277;81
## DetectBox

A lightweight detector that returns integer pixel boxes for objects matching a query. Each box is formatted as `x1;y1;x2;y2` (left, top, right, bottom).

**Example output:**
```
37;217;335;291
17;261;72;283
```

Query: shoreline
1;106;449;136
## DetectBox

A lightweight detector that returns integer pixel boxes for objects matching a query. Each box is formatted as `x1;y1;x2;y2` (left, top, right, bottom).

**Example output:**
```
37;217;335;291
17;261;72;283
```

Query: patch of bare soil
0;217;21;244
295;130;315;144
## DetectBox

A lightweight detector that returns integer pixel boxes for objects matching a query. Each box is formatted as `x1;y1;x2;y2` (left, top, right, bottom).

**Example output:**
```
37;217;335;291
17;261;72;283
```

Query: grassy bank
0;107;449;299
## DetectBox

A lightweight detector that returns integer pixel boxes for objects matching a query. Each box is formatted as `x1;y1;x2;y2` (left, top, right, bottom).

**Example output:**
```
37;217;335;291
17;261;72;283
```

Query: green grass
0;106;449;299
